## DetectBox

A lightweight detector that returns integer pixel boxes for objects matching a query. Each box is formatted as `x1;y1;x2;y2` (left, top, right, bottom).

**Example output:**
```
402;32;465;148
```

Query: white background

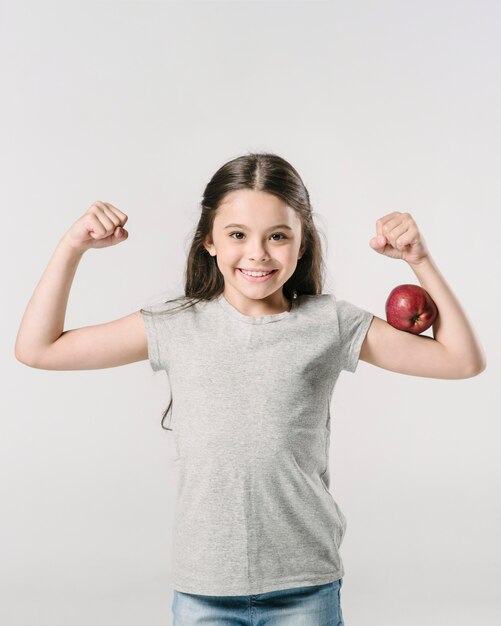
3;1;499;624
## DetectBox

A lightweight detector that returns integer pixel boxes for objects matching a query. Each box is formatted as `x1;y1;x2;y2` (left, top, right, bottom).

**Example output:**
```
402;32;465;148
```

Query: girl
15;152;486;625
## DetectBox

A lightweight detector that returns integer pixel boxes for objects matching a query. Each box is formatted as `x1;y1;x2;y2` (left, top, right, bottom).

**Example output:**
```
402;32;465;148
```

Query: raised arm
14;201;148;370
359;211;486;379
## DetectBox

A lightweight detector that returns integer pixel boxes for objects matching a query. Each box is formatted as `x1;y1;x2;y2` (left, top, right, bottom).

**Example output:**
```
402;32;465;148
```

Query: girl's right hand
62;201;129;253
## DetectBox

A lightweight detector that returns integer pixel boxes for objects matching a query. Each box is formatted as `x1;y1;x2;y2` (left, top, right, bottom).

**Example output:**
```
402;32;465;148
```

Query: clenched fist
369;211;429;266
63;201;129;253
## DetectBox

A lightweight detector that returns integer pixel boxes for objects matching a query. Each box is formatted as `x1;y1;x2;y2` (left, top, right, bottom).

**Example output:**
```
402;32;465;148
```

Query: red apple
385;284;438;334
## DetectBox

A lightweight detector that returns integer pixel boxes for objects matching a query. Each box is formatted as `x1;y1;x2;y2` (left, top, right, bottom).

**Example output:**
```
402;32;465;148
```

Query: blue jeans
172;579;344;625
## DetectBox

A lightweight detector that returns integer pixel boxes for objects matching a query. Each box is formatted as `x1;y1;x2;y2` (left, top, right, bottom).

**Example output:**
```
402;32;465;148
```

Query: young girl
15;152;486;625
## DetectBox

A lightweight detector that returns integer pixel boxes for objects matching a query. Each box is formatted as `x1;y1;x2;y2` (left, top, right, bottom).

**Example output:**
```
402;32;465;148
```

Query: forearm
408;254;486;372
15;236;85;360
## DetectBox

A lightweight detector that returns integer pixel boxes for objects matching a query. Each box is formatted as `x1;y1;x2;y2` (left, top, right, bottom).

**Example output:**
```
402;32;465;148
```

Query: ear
203;237;216;256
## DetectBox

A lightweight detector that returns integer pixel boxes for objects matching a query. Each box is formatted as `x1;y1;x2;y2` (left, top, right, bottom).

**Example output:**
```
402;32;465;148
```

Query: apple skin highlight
385;284;438;334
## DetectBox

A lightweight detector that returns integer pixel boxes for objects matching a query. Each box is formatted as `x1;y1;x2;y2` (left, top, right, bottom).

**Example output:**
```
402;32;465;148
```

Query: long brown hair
141;151;328;429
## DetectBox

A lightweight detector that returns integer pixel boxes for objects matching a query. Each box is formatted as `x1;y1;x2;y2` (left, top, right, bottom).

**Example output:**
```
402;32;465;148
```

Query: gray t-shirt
141;292;374;596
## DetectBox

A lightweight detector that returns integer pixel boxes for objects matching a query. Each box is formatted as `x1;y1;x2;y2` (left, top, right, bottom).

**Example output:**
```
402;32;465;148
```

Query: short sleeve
140;303;170;372
336;299;374;373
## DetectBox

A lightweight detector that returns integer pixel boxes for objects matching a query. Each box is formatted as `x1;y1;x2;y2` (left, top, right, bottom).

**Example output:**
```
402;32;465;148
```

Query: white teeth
240;269;274;277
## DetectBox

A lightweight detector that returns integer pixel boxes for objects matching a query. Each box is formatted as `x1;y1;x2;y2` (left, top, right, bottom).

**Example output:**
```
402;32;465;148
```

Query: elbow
15;340;30;366
463;359;487;378
15;338;46;368
475;360;487;376
14;348;39;368
15;346;27;365
15;354;34;368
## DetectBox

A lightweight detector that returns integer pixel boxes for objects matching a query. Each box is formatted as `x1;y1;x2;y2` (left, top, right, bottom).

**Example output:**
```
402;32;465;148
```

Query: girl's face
203;189;304;313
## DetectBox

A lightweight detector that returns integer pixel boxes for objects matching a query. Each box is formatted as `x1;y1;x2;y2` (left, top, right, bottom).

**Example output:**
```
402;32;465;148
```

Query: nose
247;238;270;262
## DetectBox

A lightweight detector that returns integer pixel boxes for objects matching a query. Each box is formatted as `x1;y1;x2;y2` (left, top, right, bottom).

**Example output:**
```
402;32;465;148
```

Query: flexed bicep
18;311;148;371
359;315;476;379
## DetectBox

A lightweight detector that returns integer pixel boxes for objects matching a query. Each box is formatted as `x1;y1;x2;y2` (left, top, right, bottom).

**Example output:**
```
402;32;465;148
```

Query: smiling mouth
238;268;276;276
237;268;278;281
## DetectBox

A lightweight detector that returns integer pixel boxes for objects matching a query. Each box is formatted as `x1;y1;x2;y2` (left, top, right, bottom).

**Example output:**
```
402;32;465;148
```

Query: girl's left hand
369;211;430;265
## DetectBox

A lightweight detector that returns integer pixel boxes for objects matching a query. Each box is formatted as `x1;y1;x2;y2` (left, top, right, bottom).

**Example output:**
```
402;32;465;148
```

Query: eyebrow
223;223;293;231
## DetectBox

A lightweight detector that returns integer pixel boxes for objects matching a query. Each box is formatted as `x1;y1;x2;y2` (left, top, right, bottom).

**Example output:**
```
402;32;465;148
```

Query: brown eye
229;232;288;241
